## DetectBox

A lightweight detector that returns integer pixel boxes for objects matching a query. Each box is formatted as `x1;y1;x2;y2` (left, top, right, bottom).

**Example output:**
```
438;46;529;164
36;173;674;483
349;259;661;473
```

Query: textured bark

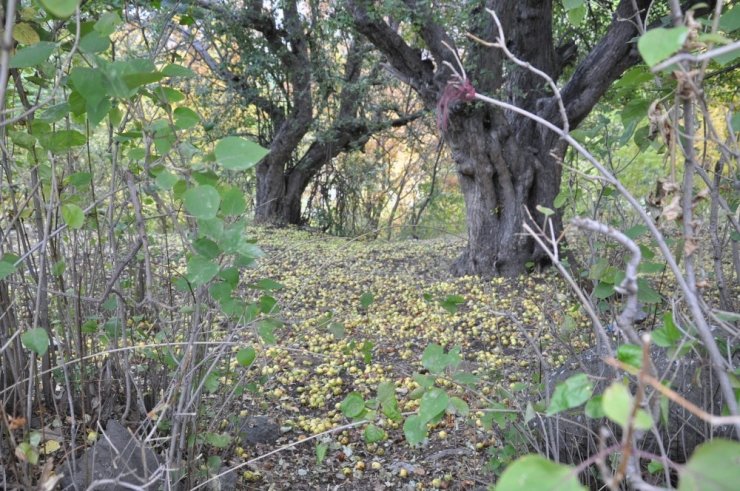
349;0;657;276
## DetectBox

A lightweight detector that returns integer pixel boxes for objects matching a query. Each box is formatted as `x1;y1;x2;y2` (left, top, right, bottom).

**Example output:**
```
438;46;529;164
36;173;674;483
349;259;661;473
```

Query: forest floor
214;227;594;490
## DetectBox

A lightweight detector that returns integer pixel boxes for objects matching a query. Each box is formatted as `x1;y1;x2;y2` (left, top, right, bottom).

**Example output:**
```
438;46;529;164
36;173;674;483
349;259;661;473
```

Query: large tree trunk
447;108;564;276
349;0;655;276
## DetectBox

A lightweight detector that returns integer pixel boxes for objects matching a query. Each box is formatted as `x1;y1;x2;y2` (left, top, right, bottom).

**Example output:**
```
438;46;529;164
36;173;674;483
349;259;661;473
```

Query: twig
570;218;642;344
605;356;740;426
651;40;740;73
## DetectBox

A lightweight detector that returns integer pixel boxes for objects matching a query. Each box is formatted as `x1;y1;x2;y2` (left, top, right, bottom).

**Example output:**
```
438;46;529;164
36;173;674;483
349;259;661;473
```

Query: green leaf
593;281;614;299
183;185;221;220
187;255;219;286
315;442;328;465
363;424;386;443
39;0;79;18
328;322;345;340
13;23;40;45
174;107;200;129
0;260;18;281
449;396;470;416
652;312;682;347
94;12;122;36
215;136;268;171
156;171;178;190
204;432;231;448
122;71;165;89
219;187;247;216
51;260;65;276
603;382;653;430
422;344;447;374
21;328;50;356
250;278;283;291
624;224;648;239
546;373;593;416
9;41;55;68
61;203;85;229
67;172;92;187
340;392;366;419
403;414;427;446
536;205;555;217
638;27;690;67
421;343;460;374
648;460;664;475
567;5;587;27
440;294;465;314
162;63;197;78
258;318;281;344
359;292;374;308
719;6;740;32
419;388;449;422
42;130;87;152
80;30;110;54
70;67;107;104
236;347;256;367
617;344;643;369
678;439;740;491
637;278;662;304
192;237;221;259
496;455;587;491
584;395;605;419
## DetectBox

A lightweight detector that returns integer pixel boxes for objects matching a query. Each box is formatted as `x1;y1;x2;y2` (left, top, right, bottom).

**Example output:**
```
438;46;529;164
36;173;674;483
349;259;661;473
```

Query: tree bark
349;0;654;276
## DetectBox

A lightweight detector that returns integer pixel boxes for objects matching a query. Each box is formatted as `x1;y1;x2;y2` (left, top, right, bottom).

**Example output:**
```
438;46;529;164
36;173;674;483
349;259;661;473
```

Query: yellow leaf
41;439;61;454
13;23;40;45
20;8;37;21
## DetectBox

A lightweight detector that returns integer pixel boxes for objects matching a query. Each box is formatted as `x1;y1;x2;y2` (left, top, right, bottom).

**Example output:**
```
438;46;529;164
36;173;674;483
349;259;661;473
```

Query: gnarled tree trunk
349;0;658;276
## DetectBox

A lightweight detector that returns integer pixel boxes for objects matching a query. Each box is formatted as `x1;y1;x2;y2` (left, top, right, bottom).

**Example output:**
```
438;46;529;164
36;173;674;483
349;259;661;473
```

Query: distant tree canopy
184;0;423;225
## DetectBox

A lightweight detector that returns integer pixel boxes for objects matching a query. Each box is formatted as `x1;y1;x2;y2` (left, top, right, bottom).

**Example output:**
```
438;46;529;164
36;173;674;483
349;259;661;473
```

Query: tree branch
557;0;651;128
346;0;437;103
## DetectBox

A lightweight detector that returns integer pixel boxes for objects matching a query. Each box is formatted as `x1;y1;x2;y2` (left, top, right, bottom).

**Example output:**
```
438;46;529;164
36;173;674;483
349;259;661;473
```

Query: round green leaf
236;347;256;367
678;439;740;491
363;424;386;443
61;203;85;229
419;387;449;422
496;454;587;491
13;23;40;45
39;0;80;18
617;344;643;369
403;414;427;446
638;27;689;67
359;292;374;308
603;382;653;430
215;136;268;171
220;187;247;216
187;255;219;286
174;107;200;129
547;373;594;416
21;328;50;356
0;260;18;281
340;392;366;419
183;185;221;220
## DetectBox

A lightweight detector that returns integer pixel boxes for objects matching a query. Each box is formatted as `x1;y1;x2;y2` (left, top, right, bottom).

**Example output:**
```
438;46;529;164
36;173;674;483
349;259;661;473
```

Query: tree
347;0;708;276
187;0;422;224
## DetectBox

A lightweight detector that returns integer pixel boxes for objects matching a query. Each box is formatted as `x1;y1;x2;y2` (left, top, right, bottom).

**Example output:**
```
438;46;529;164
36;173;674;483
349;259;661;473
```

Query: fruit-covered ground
218;227;593;490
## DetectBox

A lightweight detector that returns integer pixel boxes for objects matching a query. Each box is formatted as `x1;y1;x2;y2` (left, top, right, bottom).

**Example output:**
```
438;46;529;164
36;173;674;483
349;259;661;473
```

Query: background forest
0;0;738;490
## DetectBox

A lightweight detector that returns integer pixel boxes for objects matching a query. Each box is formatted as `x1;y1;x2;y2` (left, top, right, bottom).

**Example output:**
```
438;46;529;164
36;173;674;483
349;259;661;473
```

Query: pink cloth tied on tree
436;79;476;133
